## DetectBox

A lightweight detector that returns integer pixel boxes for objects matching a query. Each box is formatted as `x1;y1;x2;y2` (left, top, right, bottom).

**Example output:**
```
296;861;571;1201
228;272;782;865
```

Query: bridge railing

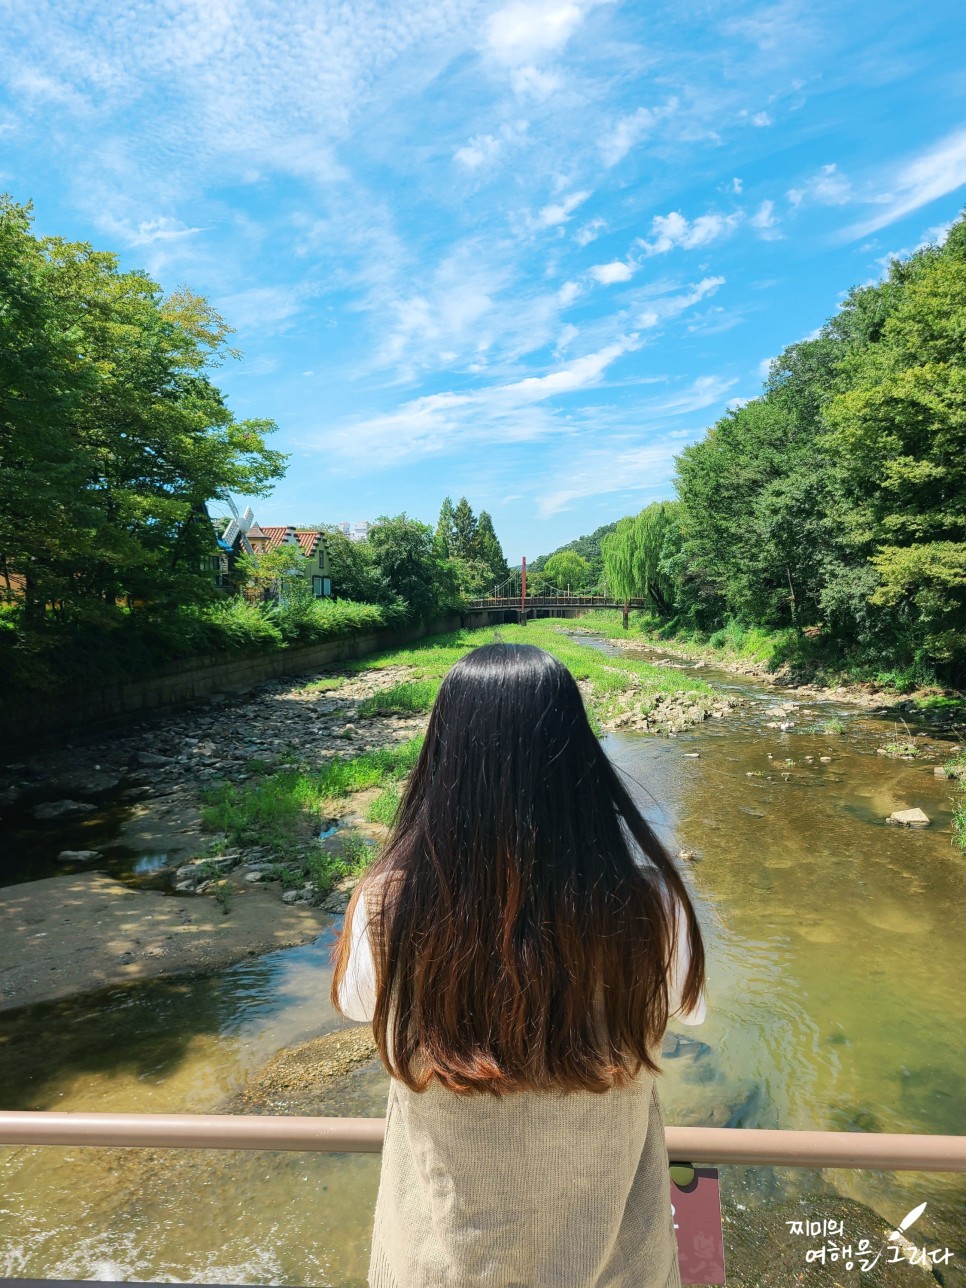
464;595;650;610
1;1111;965;1171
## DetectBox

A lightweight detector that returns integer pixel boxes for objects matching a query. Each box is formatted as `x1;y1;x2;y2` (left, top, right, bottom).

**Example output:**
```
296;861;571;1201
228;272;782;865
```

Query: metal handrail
1;1112;964;1171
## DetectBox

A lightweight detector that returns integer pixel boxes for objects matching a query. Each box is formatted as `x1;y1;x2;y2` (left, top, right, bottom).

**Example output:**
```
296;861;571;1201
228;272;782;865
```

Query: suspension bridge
464;559;648;626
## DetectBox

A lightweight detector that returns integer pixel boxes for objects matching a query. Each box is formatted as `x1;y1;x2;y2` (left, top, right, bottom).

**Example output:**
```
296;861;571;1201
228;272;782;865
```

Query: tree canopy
599;208;966;681
0;195;286;628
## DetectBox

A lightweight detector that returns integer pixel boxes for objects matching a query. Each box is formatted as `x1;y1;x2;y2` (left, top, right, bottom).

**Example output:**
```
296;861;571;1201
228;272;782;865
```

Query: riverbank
573;616;965;728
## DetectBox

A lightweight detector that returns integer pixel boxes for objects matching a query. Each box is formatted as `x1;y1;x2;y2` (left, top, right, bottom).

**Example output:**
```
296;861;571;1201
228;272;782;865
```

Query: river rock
32;799;97;821
49;768;123;797
886;807;930;827
56;849;101;862
136;751;175;768
321;890;351;913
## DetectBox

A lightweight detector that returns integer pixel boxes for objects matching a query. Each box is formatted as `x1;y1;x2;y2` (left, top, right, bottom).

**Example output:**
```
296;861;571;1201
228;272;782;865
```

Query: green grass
200;737;422;857
953;797;966;853
803;716;845;735
304;676;345;694
342;621;712;714
358;680;439;717
366;782;402;826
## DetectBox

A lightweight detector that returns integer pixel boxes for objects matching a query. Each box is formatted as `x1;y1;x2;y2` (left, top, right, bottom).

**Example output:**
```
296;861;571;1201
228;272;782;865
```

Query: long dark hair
331;642;704;1096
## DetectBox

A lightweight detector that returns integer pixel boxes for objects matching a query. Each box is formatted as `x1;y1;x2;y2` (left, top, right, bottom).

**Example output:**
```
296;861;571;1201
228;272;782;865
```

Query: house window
313;576;332;598
318;549;326;568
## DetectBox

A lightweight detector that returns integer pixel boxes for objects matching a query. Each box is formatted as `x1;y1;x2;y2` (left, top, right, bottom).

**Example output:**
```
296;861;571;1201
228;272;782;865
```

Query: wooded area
598;212;966;685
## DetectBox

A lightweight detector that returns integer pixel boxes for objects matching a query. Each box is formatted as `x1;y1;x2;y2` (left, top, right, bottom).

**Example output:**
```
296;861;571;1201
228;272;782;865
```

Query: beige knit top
338;884;702;1288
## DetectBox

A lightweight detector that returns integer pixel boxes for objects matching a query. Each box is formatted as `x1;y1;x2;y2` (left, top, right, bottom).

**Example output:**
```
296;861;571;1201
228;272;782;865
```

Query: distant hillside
528;521;620;583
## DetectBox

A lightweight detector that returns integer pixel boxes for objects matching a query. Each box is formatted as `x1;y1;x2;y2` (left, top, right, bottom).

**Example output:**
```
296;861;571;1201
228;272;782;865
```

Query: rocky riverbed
593;627;965;728
0;639;750;1010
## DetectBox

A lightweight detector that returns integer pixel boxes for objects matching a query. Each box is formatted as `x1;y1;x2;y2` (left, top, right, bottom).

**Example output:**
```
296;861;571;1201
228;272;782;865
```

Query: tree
600;504;680;612
236;546;313;604
529;521;618;586
475;510;509;585
0;195;287;629
541;550;591;593
451;497;478;562
434;497;456;558
822;222;966;665
368;514;460;622
319;527;390;604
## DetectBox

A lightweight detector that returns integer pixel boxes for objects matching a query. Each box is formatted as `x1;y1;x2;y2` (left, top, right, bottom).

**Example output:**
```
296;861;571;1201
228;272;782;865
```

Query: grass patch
953;797;966;853
366;782;402;826
305;676;345;694
200;738;422;859
804;716;845;735
358;680;439;717
878;740;920;758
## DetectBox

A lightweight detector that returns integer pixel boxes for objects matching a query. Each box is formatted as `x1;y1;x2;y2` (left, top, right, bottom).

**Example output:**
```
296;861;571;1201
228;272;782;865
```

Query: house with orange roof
218;514;333;599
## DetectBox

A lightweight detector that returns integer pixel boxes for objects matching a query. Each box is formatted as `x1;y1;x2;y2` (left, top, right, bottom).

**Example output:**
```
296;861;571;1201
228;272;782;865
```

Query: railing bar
0;1113;964;1172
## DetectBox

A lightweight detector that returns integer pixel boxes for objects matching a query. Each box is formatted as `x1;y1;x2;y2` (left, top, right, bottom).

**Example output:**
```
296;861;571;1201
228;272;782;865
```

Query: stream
1;645;964;1283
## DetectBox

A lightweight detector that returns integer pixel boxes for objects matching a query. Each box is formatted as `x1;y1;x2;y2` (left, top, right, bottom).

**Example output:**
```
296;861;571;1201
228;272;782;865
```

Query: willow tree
601;502;680;614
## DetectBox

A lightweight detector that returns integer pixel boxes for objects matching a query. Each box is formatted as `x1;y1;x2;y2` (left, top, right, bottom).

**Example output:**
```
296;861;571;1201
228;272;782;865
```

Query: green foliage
530;521;618;585
368;513;461;623
601;503;682;612
366;783;402;826
357;680;439;717
434;497;456;558
201;738;422;858
320;527;391;605
539;550;591;592
588;211;966;683
434;497;508;590
0;195;286;630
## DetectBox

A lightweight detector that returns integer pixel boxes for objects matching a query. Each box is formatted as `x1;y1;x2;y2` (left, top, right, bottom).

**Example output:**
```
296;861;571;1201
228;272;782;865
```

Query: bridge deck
466;596;648;610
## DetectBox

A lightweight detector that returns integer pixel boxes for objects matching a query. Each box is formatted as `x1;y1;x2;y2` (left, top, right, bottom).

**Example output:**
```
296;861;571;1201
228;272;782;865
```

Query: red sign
671;1167;727;1284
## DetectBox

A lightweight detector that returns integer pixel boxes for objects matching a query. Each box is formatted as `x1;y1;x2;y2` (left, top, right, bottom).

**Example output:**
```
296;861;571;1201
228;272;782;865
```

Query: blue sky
2;1;966;562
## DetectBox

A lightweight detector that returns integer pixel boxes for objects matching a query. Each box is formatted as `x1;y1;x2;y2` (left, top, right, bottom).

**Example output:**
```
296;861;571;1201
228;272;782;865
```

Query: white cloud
845;129;966;238
638;209;742;255
574;216;606;247
590;260;634;285
872;220;954;274
749;199;781;239
640;374;738;416
756;356;775;381
637;277;725;328
555;323;579;353
537;441;682;516
750;111;772;127
485;1;592;65
535;189;591;228
787;163;852;208
455;133;503;169
454;121;528;170
496;337;639;403
599;100;677;168
315;336;639;465
558;280;582;307
509;65;563;98
125;216;205;246
729;178;743;194
216;285;307;332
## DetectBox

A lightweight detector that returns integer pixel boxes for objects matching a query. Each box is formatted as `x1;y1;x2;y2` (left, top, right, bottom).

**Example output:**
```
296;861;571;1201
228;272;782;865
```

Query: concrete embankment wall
1;609;504;750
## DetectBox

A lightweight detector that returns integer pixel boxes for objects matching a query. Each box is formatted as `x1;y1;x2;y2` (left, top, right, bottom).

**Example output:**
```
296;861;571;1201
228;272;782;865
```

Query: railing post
623;600;629;630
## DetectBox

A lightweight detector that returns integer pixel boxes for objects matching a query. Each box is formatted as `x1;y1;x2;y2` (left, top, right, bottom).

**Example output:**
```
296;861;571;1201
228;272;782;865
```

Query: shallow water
1;652;964;1282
